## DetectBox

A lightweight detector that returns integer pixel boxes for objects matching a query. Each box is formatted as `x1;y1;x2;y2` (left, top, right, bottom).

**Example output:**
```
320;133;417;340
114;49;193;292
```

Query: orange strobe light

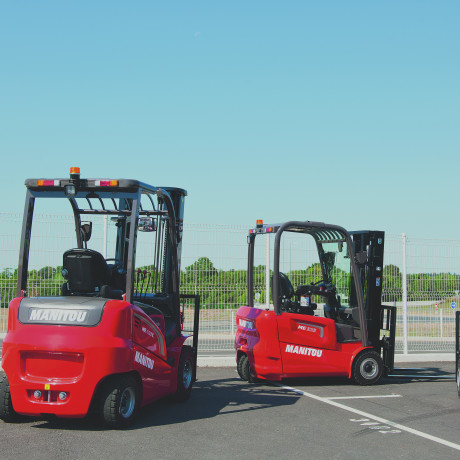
70;167;80;180
256;219;263;228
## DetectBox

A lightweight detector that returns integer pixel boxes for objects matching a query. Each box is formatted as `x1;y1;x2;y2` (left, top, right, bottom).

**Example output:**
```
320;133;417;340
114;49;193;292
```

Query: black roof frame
17;179;184;307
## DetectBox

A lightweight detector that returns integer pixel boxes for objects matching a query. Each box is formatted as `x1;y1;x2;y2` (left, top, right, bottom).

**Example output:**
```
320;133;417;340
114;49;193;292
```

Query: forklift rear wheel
172;346;194;402
352;351;383;386
100;375;138;428
237;354;251;381
0;373;22;423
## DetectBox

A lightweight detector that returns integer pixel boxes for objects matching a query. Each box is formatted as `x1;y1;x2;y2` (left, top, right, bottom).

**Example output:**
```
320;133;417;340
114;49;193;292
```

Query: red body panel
235;306;368;381
1;297;189;418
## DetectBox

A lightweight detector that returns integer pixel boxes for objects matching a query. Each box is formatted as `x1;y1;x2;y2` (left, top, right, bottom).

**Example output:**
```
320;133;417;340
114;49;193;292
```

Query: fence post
265;234;270;308
440;309;443;338
402;233;408;354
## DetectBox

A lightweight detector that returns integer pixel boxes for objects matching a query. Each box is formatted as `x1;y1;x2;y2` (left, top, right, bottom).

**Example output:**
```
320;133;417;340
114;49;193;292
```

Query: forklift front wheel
100;375;139;428
172;345;194;402
0;373;22;423
352;351;383;386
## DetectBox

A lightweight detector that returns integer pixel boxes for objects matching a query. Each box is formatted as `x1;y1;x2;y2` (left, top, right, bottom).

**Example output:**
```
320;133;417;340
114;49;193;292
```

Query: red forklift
0;168;200;427
235;220;396;385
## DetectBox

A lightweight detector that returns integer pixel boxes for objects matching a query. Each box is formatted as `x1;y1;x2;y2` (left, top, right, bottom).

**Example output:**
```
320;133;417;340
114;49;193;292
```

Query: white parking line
326;394;402;400
275;383;460;452
394;367;429;370
388;375;455;380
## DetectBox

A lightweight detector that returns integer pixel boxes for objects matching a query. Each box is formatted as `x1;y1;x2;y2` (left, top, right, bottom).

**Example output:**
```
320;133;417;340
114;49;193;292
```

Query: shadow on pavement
29;376;300;431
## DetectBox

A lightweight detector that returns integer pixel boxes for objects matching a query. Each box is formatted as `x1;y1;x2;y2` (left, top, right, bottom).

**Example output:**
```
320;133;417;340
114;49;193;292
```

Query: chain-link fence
1;213;459;354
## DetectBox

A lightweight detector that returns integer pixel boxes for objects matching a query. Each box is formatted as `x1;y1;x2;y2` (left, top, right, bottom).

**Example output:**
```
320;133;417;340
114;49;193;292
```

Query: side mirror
138;217;157;233
80;222;92;244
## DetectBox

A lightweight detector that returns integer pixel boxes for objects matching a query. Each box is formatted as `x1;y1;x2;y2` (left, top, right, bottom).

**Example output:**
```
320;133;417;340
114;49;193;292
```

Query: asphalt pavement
1;363;459;459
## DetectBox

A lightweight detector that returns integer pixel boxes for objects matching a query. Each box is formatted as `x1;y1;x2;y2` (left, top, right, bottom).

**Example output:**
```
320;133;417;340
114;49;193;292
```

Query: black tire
172;345;195;402
237;354;250;381
352;350;383;386
457;360;460;398
0;373;21;423
237;354;255;383
100;375;139;428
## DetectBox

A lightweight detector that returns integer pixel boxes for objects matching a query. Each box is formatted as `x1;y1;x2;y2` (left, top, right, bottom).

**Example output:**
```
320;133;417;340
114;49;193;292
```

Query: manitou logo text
29;309;87;323
134;351;154;370
285;344;323;357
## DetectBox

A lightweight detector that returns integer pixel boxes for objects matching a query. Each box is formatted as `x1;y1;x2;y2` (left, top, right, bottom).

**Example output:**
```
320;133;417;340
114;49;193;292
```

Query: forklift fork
380;305;397;374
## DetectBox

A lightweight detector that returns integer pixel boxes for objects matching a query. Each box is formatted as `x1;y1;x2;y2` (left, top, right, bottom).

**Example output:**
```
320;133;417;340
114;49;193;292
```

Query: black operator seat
276;272;295;300
273;273;317;315
62;248;112;296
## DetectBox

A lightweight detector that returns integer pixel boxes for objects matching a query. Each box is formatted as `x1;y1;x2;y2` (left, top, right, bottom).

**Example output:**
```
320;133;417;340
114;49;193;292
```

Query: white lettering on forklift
285;344;323;357
134;351;154;370
238;319;254;329
142;326;155;338
298;325;318;333
29;309;87;323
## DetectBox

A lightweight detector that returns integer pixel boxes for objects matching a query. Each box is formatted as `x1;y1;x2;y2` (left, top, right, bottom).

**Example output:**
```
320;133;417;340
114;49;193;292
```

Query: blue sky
1;1;459;239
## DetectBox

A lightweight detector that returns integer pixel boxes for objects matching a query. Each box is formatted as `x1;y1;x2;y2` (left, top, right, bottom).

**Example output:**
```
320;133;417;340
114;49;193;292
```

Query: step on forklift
0;168;200;427
235;220;396;385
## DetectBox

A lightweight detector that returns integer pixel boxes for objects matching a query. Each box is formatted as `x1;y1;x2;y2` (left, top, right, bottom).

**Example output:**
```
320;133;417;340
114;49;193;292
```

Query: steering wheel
105;258;124;271
311;278;331;286
106;258;121;264
295;279;330;296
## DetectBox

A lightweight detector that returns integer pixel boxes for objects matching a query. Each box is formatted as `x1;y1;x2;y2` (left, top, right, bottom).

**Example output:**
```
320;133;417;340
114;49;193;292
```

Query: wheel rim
360;358;378;380
183;360;193;389
119;387;136;419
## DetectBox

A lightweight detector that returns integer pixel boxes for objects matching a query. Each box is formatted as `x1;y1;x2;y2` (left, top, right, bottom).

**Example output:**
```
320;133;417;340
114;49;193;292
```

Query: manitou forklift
0;168;199;427
235;220;396;385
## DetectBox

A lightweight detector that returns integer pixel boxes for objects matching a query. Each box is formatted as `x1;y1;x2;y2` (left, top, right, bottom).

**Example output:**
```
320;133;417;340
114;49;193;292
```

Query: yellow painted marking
44;384;50;390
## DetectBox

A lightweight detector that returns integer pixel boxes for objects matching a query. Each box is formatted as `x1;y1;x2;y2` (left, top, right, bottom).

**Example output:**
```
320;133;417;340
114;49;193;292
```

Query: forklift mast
351;231;396;372
350;231;385;346
160;187;186;294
